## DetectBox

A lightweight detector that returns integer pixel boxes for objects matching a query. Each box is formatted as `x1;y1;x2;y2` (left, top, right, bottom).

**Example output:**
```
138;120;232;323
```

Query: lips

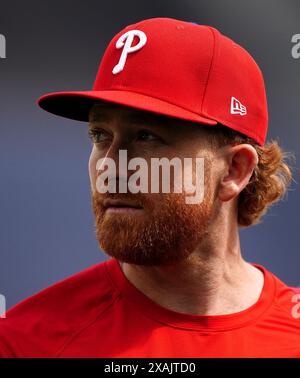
103;199;142;209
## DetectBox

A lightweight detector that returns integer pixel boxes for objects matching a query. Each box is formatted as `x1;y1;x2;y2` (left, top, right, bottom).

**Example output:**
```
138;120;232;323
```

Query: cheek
204;156;223;201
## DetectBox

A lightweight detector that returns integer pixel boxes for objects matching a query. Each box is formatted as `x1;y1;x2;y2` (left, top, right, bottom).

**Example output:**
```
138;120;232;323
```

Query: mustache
92;190;146;209
93;174;154;206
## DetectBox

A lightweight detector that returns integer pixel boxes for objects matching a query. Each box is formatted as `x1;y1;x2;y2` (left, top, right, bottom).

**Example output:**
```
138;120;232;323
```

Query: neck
120;221;264;316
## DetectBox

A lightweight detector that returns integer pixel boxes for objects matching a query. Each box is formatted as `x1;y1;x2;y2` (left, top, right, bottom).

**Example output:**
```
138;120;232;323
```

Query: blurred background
0;0;299;309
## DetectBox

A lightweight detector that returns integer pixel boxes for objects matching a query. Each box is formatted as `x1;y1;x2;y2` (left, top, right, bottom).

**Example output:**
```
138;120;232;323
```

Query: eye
137;129;161;142
88;128;111;143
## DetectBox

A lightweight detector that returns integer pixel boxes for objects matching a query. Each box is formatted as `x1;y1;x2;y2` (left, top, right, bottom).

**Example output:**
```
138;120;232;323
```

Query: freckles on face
87;103;218;199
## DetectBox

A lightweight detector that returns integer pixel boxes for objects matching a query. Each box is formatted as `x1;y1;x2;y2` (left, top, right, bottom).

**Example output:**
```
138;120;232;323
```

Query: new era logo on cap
230;96;247;116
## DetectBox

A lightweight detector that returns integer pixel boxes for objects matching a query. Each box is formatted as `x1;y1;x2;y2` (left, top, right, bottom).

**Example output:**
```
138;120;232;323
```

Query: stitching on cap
201;26;217;113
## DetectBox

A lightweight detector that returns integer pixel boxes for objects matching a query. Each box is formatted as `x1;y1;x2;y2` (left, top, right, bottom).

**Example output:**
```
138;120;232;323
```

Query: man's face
88;102;220;266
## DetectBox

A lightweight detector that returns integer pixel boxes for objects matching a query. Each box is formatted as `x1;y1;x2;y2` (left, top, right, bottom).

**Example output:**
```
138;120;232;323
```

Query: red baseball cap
37;17;268;145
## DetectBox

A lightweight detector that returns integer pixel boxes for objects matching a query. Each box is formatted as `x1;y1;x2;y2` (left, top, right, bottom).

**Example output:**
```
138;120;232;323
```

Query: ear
218;144;258;202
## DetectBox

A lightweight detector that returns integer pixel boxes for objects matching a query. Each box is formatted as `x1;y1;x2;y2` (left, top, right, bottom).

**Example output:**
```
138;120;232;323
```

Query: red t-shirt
0;258;299;357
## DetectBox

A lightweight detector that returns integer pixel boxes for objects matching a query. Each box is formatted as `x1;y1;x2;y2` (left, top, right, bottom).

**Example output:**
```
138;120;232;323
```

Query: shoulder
0;259;119;357
292;287;300;294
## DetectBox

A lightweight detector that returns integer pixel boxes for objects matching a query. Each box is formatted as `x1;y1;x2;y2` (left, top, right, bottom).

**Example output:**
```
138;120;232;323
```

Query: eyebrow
88;109;171;128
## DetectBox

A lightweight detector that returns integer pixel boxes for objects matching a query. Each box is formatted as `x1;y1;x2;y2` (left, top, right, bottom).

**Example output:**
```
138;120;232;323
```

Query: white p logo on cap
112;30;147;75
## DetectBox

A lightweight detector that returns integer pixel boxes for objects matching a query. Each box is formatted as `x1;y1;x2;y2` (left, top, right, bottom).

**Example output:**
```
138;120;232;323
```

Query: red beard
91;170;214;267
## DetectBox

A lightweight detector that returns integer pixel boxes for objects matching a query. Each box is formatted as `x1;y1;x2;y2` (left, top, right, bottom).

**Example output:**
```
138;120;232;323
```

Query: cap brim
37;90;218;126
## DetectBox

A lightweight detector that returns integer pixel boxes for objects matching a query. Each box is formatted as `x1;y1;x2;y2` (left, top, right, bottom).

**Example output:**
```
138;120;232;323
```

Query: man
0;17;299;357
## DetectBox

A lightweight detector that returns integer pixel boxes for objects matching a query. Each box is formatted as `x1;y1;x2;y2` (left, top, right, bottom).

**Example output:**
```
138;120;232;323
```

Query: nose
103;134;129;169
95;135;134;189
